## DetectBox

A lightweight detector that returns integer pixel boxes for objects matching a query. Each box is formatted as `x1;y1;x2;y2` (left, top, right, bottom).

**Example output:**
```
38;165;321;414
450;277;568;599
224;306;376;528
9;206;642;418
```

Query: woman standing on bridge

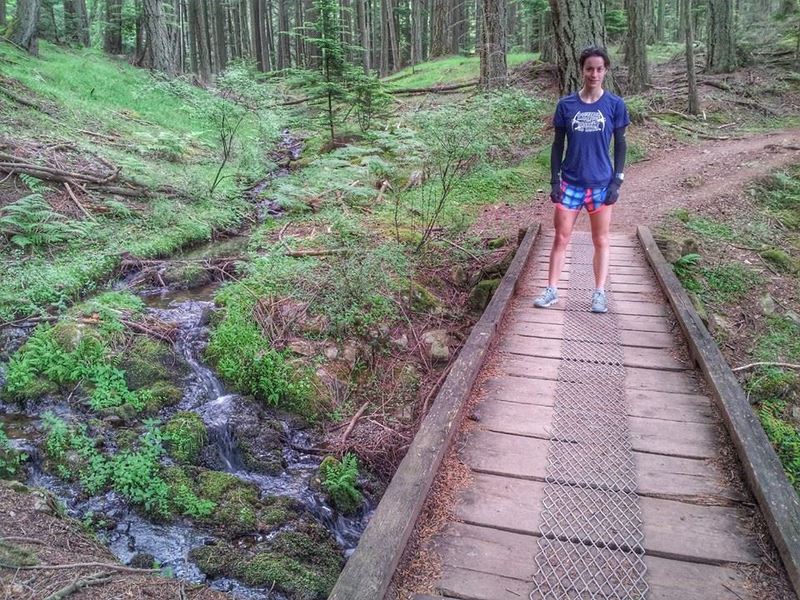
533;46;630;314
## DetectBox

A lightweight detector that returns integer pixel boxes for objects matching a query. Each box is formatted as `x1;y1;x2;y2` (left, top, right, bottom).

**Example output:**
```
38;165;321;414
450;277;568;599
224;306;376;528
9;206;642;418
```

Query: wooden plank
512;308;674;333
328;225;542;600
461;429;744;501
513;300;668;317
508;321;676;349
475;399;718;458
432;523;755;600
454;473;761;564
498;355;699;394
500;335;687;371
639;226;800;596
481;376;716;424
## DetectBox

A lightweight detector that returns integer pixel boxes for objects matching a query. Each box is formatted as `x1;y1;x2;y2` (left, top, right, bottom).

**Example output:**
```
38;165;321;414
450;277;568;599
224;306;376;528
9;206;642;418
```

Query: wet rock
469;278;500;311
228;397;285;475
120;337;172;390
0;325;32;362
759;294;776;316
162;263;213;289
102;414;124;428
190;520;344;599
129;552;156;569
422;330;451;363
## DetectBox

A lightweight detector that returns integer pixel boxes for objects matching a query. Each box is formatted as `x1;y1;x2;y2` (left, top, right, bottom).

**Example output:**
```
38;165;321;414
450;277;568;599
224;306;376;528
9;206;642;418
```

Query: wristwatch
614;172;625;183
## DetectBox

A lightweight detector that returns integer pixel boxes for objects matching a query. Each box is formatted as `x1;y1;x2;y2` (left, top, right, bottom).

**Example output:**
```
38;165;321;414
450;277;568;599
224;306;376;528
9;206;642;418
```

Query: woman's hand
550;181;562;203
606;181;621;205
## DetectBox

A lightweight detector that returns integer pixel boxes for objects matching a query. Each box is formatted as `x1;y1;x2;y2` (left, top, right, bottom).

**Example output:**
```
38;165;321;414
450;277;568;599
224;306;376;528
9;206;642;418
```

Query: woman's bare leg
548;207;581;287
589;205;614;289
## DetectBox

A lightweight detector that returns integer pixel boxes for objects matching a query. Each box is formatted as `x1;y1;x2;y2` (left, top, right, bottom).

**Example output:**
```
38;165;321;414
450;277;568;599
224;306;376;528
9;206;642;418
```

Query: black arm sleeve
550;127;566;185
613;126;627;177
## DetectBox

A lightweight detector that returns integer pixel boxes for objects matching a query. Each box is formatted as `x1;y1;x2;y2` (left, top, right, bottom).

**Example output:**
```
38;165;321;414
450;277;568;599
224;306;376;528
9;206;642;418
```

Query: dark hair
579;46;611;69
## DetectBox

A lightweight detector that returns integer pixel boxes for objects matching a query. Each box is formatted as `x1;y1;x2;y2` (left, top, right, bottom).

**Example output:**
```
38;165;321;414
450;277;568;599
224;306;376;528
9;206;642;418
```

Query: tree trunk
250;0;265;70
540;8;556;62
430;0;448;57
104;0;123;53
8;0;40;54
0;0;5;27
214;0;228;71
380;0;390;75
295;0;305;66
548;0;615;94
624;0;649;92
706;0;737;73
143;0;177;75
410;0;422;65
451;0;466;54
656;0;665;42
277;0;291;68
189;0;211;78
479;0;506;89
387;0;401;70
779;0;797;15
65;0;89;46
358;0;371;70
683;0;700;114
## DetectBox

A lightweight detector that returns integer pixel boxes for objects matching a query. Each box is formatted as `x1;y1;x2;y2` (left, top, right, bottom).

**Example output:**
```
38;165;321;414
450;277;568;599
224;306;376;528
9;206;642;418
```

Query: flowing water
0;131;372;598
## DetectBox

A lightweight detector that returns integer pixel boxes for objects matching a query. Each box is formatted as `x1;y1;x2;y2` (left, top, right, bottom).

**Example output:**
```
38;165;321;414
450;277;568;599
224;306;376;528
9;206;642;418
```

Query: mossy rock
121;338;172;390
195;471;260;536
469;278;500;311
140;381;183;412
164;412;207;464
162;263;213;289
761;248;798;274
409;282;442;313
50;321;96;353
487;236;508;249
189;541;239;578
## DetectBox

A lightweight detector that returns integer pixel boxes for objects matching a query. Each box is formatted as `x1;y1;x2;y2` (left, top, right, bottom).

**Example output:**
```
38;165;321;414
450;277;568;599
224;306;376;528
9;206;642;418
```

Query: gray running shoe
534;287;558;308
591;290;608;313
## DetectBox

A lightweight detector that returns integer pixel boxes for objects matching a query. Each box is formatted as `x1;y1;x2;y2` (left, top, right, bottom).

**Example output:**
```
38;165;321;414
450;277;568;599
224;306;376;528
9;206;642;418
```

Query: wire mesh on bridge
530;234;649;600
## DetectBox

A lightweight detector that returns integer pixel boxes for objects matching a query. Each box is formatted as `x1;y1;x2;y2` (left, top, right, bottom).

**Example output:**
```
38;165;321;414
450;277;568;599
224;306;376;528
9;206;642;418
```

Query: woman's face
582;56;607;90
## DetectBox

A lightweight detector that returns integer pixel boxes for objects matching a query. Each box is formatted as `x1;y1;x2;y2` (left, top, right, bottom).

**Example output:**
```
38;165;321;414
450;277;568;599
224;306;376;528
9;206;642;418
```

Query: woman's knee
592;232;609;249
553;230;572;249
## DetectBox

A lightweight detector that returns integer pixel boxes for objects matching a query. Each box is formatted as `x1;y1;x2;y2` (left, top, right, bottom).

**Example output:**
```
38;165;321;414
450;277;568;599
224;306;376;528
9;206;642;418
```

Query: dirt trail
515;129;800;234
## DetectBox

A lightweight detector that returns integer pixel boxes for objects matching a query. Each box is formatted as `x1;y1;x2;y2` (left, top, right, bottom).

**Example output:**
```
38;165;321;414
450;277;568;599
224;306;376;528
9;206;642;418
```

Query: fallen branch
732;362;800;373
0;561;160;573
439;237;481;261
389;81;478;95
63;182;96;222
284;248;347;258
43;571;113;600
341;401;371;445
0;85;46;112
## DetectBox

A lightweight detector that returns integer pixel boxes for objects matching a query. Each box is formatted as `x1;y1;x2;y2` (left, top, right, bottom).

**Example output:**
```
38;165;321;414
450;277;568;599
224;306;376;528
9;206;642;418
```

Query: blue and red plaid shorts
558;181;609;214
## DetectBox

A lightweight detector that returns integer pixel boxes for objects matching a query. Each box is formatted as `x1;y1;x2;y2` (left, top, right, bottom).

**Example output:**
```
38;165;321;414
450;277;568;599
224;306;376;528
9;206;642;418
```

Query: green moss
164;412;207;464
469;278;500;311
761;248;798;273
137;381;183;412
409;281;442;313
0;540;39;568
121;338;172;390
190;542;239;577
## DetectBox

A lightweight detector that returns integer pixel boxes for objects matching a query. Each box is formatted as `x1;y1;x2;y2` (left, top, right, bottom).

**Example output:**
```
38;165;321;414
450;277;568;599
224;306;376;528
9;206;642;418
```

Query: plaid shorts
559;181;609;214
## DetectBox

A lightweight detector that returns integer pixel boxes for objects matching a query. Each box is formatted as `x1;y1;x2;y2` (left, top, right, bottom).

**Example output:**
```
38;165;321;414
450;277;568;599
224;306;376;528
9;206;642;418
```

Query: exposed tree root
43;571;113;600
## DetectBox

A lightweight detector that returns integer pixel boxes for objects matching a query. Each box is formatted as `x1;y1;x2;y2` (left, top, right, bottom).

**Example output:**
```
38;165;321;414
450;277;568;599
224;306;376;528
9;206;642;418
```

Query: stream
0;131;372;599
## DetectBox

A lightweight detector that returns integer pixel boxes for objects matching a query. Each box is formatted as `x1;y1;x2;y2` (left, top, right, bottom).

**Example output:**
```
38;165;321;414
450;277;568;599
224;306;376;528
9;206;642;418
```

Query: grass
383;53;537;89
0;42;284;320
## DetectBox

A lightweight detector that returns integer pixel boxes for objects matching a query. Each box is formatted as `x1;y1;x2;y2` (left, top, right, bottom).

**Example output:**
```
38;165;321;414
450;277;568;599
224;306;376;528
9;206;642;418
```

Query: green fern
0;194;87;249
18;173;46;193
320;452;362;514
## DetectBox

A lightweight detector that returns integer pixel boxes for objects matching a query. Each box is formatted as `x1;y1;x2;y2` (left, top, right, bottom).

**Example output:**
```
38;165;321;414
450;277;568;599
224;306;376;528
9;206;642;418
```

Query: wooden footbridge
330;225;800;600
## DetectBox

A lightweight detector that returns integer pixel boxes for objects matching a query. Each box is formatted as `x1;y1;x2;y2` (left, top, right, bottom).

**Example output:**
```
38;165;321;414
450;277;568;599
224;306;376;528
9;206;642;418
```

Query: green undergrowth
383;52;536;89
662;165;800;489
0;43;285;321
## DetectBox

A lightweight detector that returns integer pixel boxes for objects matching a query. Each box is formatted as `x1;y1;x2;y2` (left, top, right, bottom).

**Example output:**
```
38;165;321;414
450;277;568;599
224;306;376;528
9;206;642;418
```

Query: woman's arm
606;126;628;204
550;127;566;201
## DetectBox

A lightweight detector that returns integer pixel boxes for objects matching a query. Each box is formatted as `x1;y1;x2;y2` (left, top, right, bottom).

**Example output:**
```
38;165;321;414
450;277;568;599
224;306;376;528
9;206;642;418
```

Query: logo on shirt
571;111;606;133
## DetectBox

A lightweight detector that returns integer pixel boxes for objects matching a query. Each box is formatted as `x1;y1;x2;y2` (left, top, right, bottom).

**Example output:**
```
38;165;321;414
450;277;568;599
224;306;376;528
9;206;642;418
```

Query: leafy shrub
320;452;362;514
0;194;88;249
758;398;800;489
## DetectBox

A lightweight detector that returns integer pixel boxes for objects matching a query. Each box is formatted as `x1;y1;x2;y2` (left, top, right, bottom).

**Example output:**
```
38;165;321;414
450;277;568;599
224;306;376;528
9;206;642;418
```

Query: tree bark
189;0;211;78
143;0;177;75
357;0;371;70
656;0;665;42
277;0;291;68
387;0;401;70
478;0;506;89
8;0;41;55
451;0;466;54
540;8;555;62
779;0;797;15
624;0;650;92
548;0;615;94
706;0;737;73
410;0;422;65
683;0;700;115
430;0;449;57
63;0;89;46
214;0;228;71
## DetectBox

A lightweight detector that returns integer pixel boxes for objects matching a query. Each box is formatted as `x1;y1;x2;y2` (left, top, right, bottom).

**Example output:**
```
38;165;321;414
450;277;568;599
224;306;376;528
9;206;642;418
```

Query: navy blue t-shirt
553;91;630;187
